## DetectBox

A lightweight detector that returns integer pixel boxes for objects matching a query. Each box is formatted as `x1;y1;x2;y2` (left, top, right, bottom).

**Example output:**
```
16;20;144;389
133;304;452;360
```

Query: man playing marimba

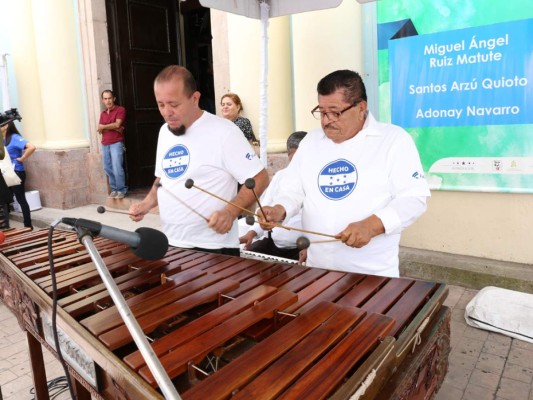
259;70;431;277
130;65;269;256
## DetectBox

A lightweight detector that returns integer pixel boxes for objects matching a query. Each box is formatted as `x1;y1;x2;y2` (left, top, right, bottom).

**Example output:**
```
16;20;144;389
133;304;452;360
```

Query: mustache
323;123;339;130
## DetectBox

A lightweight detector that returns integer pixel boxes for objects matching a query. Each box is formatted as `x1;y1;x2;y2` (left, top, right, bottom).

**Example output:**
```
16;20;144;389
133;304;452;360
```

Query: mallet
295;236;340;251
96;205;132;216
156;182;209;222
185;178;259;217
244;177;267;219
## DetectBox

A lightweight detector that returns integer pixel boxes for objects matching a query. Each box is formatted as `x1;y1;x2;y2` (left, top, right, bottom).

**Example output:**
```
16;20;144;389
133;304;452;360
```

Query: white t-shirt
249;168;302;249
275;112;431;277
155;111;264;249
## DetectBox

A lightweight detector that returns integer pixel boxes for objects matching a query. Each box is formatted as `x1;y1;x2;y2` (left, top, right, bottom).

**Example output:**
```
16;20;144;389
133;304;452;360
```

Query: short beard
169;125;186;136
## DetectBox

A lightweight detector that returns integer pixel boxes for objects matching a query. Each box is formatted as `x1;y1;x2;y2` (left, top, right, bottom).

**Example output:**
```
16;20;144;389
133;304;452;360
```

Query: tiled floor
1;273;533;399
0;302;71;400
436;286;533;400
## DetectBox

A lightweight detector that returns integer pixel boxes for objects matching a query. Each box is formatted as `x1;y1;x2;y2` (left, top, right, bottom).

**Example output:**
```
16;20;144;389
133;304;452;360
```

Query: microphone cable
30;376;69;400
47;222;78;400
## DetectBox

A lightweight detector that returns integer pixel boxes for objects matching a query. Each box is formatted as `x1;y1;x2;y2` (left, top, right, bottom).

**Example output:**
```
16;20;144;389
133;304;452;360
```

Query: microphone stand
75;227;182;400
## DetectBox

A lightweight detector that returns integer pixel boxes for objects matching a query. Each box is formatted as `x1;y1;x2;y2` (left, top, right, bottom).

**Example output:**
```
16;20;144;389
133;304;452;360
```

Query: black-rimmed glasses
311;101;361;121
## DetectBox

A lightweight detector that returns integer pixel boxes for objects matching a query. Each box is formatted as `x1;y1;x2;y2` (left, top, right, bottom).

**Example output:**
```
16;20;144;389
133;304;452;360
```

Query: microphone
61;218;168;260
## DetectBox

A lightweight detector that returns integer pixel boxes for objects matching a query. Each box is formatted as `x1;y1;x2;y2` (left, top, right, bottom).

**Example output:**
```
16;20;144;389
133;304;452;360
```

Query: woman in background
0;137;13;229
2;121;35;229
220;93;258;144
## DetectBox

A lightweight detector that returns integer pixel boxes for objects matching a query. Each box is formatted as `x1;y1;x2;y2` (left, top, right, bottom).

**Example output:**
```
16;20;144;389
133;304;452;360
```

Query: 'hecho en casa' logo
162;144;190;179
318;159;357;200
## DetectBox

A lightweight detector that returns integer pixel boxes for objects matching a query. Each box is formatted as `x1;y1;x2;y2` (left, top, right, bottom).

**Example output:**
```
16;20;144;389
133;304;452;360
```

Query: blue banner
389;18;533;128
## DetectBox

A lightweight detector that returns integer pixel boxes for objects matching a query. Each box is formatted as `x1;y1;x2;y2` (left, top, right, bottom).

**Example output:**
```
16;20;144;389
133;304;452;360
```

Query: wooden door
105;0;182;188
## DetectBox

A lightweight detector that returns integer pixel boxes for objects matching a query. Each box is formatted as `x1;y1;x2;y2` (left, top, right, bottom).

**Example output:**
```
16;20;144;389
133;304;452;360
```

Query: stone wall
266;152;289;178
24;148;108;209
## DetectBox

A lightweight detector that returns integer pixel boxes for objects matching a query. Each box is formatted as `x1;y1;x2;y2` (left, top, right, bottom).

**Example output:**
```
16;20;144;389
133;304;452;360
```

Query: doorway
105;0;214;189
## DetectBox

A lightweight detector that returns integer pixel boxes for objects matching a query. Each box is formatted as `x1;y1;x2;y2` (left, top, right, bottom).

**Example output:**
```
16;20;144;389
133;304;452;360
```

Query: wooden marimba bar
0;228;450;400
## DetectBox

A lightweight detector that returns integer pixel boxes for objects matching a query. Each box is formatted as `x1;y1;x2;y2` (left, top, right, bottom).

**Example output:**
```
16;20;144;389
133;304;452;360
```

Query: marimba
0;228;450;400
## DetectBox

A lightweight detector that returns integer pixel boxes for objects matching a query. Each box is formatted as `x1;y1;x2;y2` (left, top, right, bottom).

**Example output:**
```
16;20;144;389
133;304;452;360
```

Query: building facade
0;0;531;265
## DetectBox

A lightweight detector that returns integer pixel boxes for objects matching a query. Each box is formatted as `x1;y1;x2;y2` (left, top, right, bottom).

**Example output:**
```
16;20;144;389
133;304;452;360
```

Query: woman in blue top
0;138;12;228
1;121;36;228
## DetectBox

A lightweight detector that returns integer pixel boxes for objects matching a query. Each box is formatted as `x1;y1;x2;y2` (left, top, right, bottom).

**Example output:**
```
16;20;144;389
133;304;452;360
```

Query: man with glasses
258;69;430;277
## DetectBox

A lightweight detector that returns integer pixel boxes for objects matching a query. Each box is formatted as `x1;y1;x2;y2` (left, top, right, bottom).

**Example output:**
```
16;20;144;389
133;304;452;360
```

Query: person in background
0;135;13;229
129;65;269;256
220;93;258;144
98;90;127;199
240;131;307;261
258;70;430;278
1;121;35;229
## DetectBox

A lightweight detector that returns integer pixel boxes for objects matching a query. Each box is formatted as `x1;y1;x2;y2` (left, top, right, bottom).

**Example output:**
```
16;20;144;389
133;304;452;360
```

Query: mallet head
184;179;194;189
296;236;311;251
244;178;256;190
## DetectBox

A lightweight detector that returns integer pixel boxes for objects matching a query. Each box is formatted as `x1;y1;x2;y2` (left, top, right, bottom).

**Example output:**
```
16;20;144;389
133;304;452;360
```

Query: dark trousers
0;203;9;229
10;171;33;228
192;247;240;257
247;236;300;261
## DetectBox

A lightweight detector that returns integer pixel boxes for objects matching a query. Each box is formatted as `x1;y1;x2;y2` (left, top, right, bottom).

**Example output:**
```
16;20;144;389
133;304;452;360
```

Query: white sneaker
115;192;126;199
108;191;118;198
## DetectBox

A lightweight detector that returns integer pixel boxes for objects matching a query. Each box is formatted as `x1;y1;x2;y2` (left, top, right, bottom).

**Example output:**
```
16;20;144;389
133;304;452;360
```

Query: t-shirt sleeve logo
162;144;190;179
318;159;358;200
412;171;426;179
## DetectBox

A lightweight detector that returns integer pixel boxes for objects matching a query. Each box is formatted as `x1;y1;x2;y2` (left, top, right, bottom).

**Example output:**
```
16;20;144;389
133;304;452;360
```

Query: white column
265;16;294;152
29;0;89;149
5;0;46;144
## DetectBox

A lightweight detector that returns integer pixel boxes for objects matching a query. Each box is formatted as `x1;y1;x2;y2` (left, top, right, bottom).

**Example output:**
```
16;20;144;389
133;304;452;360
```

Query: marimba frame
0;228;450;400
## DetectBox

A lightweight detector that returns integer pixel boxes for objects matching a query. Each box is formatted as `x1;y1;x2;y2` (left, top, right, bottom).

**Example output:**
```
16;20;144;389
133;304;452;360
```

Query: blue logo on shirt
318;159;357;200
163;144;190;179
